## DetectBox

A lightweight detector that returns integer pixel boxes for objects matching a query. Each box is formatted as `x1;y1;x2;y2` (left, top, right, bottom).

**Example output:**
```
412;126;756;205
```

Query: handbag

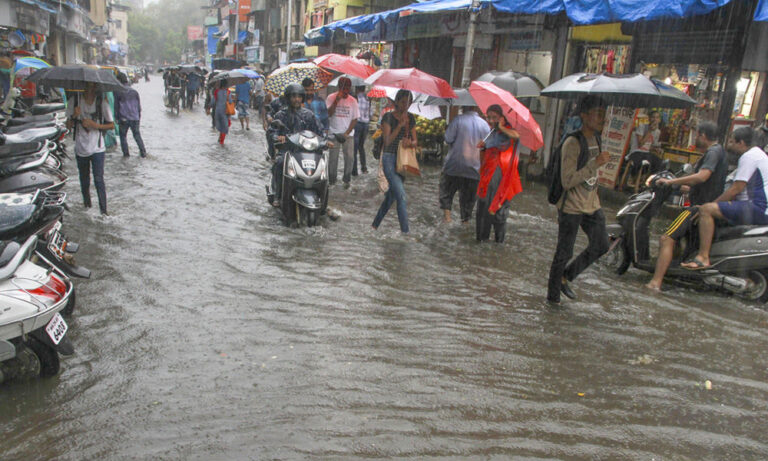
377;160;389;193
225;90;236;116
396;139;421;177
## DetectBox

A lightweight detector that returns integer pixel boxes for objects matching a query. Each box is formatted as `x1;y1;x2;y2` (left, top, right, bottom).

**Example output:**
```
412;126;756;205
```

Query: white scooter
0;235;75;383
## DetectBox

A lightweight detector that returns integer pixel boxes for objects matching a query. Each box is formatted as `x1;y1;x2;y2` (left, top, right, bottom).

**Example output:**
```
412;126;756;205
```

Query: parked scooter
605;166;768;303
265;122;330;227
0;191;90;279
0;235;75;384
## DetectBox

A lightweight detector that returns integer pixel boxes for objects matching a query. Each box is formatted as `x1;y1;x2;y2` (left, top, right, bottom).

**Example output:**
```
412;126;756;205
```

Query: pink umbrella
313;53;376;79
469;80;543;151
364;68;457;99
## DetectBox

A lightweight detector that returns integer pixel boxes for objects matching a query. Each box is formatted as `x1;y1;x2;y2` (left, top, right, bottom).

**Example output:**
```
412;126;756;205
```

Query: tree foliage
127;0;207;64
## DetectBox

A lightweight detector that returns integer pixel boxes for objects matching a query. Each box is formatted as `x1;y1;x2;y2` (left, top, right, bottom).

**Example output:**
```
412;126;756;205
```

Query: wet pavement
1;78;768;460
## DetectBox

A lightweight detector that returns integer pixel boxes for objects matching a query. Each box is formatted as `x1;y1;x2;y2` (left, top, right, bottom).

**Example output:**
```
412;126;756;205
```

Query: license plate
47;224;65;257
302;159;316;169
45;313;67;345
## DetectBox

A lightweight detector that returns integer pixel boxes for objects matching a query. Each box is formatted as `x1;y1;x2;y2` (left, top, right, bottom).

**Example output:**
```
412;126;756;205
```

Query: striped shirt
357;93;370;123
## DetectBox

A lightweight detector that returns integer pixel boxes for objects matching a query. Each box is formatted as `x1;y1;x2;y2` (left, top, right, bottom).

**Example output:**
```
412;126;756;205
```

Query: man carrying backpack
547;96;611;303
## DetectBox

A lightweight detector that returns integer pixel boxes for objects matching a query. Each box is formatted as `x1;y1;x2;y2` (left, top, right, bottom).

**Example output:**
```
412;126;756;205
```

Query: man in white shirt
65;82;115;215
326;77;359;188
682;127;768;269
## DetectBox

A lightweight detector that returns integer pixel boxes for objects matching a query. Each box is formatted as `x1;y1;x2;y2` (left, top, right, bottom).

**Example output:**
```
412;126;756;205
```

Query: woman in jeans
372;90;417;233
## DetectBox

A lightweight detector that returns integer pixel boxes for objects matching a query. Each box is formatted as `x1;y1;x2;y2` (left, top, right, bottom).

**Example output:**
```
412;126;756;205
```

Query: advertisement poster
187;26;204;41
238;0;251;23
598;106;637;188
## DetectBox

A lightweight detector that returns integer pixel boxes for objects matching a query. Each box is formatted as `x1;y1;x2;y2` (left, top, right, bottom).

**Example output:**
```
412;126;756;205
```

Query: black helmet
284;83;306;102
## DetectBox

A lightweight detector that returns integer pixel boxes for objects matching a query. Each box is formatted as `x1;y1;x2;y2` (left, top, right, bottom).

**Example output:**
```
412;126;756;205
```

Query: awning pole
286;0;292;61
460;0;481;88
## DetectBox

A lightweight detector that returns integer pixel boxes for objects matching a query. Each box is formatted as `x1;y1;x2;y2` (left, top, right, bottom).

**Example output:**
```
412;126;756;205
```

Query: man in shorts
682;127;768;269
645;121;727;290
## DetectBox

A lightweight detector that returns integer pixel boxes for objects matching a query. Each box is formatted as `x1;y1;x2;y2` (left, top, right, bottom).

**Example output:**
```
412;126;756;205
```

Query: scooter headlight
299;135;319;152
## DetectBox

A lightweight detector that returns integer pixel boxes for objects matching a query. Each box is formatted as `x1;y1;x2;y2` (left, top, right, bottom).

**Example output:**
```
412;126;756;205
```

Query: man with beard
645;121;727;290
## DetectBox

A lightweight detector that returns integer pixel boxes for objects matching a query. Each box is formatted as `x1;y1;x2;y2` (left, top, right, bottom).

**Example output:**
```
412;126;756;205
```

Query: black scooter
266;121;330;227
605;166;768;303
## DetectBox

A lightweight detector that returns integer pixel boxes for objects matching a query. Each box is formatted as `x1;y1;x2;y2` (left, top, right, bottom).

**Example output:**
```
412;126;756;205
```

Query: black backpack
546;131;600;205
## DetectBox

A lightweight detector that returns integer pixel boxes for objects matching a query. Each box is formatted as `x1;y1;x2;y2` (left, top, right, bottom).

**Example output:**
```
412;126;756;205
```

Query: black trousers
547;209;609;302
439;172;478;222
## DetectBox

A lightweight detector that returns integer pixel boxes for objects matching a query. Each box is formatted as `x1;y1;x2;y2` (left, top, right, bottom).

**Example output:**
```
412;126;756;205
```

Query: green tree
127;0;206;64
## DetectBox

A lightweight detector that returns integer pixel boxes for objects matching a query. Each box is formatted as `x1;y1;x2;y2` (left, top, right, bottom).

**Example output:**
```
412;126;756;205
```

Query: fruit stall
414;116;447;162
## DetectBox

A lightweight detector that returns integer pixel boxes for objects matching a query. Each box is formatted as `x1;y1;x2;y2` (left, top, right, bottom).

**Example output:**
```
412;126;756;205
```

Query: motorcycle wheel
25;336;60;378
296;206;318;227
61;287;76;318
604;236;631;275
741;270;768;304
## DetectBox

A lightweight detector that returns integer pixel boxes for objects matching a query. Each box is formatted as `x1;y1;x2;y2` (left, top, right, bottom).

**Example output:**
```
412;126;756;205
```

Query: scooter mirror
682;163;694;175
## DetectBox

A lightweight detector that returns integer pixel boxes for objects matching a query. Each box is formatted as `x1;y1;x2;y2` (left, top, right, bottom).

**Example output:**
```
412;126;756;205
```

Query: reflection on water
1;79;767;460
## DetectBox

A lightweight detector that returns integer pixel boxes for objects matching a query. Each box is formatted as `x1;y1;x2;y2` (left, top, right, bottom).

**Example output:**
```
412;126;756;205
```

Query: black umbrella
476;71;543;98
423;88;477;106
26;65;126;92
541;73;696;109
178;64;203;75
207;70;251;88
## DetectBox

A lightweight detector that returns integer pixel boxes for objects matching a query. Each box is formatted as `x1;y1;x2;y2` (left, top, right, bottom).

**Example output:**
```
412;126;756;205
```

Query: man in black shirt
645;121;727;291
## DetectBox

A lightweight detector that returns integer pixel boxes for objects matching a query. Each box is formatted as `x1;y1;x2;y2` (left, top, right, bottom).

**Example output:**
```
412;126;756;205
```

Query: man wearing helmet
267;83;325;207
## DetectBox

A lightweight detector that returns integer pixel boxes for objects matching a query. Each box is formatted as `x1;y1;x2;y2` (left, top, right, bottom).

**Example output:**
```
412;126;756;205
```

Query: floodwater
1;78;767;460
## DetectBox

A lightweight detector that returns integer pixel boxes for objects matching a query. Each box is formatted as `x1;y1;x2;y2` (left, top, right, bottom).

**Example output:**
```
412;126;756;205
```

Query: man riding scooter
645;121;728;290
267;83;330;207
682;127;768;270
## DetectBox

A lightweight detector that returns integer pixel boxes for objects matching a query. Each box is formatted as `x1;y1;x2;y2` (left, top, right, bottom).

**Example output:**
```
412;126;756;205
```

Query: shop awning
15;0;58;14
306;0;764;45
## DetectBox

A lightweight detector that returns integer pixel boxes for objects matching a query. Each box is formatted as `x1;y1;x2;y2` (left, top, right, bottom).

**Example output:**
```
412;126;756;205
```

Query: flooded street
2;78;768;459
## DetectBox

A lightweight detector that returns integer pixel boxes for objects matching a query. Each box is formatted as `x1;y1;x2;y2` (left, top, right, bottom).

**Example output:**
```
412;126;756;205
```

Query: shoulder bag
396;116;420;177
225;90;236;116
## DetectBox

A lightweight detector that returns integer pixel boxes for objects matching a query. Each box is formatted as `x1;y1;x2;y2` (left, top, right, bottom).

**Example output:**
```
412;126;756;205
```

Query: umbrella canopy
329;74;366;88
14;57;50;75
314;53;376;79
469;80;544;151
208;70;252;88
264;62;333;96
25;64;125;92
541;73;696;109
364;68;456;99
367;86;441;119
212;58;245;71
423;88;477;107
232;68;261;79
178;64;203;75
475;71;543;98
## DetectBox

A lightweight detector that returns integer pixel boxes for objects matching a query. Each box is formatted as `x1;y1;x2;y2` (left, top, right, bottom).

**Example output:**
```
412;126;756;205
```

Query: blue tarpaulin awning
234;30;249;44
306;0;765;45
207;26;219;55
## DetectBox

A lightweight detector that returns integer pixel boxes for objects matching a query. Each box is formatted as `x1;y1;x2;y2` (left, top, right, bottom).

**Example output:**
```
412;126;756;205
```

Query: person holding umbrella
213;79;231;145
65;81;115;215
546;96;611;304
372;89;417;233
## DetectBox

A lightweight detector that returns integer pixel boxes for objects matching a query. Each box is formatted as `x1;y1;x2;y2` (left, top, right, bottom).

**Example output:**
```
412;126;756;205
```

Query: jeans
353;121;369;173
328;135;354;185
118;120;146;156
373;152;409;233
547;209;609;302
76;152;107;214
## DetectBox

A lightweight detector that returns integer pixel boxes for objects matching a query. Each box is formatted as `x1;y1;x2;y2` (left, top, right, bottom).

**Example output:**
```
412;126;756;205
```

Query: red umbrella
367;86;389;98
313;53;376;79
364;68;456;99
469;80;543;151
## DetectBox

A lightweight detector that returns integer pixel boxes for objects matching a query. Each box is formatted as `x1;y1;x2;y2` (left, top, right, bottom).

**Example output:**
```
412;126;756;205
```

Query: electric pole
460;0;481;88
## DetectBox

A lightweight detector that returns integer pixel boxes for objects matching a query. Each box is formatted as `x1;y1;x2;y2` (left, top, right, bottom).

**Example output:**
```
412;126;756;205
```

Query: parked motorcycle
605;166;768;303
0;235;75;383
266;123;330;227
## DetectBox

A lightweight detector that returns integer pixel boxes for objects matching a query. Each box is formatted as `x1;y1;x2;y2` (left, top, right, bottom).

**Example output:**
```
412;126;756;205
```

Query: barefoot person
682;127;768;269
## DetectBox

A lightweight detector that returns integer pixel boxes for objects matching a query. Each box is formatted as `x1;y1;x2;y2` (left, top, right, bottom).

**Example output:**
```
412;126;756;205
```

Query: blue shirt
443;112;490;179
305;94;329;132
235;82;251;104
114;88;141;121
187;73;201;91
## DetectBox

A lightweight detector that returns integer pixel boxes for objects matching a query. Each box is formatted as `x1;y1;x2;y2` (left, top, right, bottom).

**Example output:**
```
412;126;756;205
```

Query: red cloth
476;141;522;214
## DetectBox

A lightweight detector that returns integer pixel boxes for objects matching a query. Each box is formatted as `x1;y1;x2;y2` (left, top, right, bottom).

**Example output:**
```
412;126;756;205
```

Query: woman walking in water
213;80;231;145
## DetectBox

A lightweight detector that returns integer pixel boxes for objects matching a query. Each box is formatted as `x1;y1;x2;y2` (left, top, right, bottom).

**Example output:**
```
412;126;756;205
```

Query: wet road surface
2;78;768;460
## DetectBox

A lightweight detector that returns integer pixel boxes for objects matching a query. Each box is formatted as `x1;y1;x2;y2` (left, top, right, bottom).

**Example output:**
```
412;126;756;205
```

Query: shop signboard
204;15;218;26
504;28;542;51
187;26;204;41
598;106;637;188
238;0;250;23
245;45;263;63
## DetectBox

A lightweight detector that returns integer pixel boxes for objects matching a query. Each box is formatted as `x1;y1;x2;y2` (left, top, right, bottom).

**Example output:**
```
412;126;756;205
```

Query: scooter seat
3;121;57;134
714;225;768;241
0;127;59;145
6;114;55;127
0;142;44;157
0;193;37;234
29;103;66;115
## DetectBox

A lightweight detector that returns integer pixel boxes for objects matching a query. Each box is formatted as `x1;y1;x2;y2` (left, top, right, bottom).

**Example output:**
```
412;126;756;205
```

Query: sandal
681;258;711;270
